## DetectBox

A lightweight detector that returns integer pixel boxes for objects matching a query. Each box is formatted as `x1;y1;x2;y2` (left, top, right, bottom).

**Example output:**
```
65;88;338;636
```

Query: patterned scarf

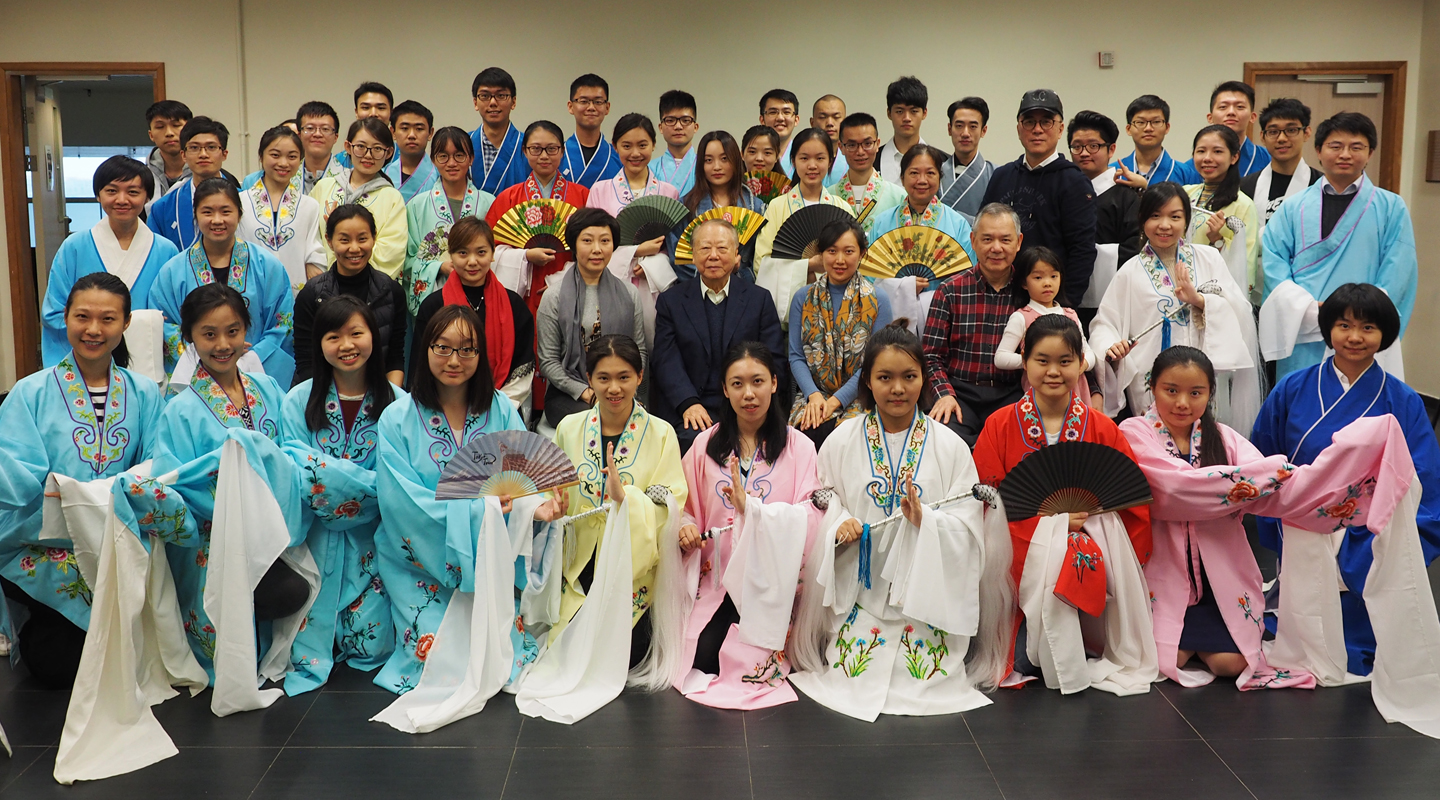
788;275;878;426
1138;242;1198;350
861;409;928;513
898;197;943;228
524;172;568;201
247;175;302;251
1144;405;1204;466
1016;388;1088;452
52;353;130;475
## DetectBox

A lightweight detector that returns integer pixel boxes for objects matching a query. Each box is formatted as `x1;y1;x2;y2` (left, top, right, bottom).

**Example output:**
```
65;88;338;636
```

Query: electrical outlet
1098;51;1116;68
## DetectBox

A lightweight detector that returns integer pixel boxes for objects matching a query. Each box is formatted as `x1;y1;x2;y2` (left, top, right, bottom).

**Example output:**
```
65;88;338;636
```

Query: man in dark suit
652;219;786;452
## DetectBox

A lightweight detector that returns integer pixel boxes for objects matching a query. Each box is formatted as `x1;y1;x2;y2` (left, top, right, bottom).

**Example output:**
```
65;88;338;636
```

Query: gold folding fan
491;199;580;253
859;227;972;282
743;170;791;203
673;206;767;265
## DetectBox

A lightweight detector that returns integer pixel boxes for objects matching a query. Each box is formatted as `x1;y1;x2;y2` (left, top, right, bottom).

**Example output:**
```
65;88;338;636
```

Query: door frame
1243;61;1407;191
1;62;165;377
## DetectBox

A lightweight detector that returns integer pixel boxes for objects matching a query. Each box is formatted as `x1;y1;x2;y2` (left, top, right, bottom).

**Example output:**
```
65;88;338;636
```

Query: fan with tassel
617;195;692;246
743;170;791;203
770;205;856;260
673;206;767;265
435;430;579;500
490;199;579;254
860;227;972;283
997;442;1152;522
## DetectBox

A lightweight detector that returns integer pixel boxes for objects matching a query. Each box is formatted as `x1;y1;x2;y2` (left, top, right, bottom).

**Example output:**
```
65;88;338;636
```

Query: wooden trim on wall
0;62;164;378
1244;61;1407;191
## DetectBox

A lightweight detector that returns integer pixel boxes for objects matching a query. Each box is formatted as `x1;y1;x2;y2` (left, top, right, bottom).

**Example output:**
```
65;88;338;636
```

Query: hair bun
888;317;911;331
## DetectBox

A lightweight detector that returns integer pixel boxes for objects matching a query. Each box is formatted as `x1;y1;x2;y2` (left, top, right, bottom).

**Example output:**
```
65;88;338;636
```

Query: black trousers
691;594;741;675
3;577;86;689
544;385;591;429
942;381;1023;447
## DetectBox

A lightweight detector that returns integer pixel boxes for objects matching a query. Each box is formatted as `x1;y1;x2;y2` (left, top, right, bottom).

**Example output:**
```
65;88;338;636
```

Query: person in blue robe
383;100;441;203
147;178;296;385
560;74;622;189
0;273;163;688
1252;283;1440;677
469;68;530;196
146;117;236;251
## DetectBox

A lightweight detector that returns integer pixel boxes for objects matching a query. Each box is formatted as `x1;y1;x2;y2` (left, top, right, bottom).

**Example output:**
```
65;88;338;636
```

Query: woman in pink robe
671;341;822;709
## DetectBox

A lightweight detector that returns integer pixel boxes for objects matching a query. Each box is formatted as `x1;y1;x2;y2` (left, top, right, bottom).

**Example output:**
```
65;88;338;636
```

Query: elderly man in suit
652;219;787;452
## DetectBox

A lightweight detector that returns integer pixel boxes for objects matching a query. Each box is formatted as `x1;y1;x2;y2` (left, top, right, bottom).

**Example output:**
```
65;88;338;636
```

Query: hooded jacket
981;154;1097;307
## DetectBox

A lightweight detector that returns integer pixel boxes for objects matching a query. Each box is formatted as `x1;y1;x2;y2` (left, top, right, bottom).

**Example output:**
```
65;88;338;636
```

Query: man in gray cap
980;89;1097;309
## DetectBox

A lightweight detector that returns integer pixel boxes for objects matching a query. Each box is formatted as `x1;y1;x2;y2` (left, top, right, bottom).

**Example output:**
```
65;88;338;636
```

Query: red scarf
441;268;514;386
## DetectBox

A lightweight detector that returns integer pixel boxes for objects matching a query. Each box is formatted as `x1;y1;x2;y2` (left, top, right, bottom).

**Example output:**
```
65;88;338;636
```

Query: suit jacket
651;276;786;435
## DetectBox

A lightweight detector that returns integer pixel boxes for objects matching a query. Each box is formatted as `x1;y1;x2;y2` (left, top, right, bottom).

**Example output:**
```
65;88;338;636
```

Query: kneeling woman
787;320;1014;722
0;273;164;688
972;315;1153;696
282;296;402;694
671;342;821;709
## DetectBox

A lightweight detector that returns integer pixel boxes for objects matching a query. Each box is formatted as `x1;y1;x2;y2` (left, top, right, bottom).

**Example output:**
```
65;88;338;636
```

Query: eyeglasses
1263;126;1305;140
186;143;222;154
429;343;480;359
1069;142;1108;155
301;125;336;136
1322;141;1371;155
840;139;879;153
433;152;472;165
1019;118;1057;131
571;97;608;108
349;143;390;157
762;109;797;120
475;91;513;104
660;115;696;127
524;145;563;157
1128;119;1167;130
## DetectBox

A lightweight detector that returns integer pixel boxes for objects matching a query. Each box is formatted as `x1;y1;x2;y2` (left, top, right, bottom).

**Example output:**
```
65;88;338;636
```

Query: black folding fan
617;195;692;245
770;205;855;260
998;442;1153;522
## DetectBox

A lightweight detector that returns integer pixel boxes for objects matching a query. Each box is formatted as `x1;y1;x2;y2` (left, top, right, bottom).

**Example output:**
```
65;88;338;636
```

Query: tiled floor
2;659;1439;800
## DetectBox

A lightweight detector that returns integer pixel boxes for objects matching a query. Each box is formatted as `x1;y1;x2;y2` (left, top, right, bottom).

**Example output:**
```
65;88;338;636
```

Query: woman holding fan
674;131;767;281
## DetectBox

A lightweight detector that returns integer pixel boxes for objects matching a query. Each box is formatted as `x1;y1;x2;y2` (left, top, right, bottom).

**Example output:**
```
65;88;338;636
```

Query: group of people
3;66;1438;784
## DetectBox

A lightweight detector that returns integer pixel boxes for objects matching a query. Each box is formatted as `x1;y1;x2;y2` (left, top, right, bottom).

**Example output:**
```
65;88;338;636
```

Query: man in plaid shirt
923;203;1025;444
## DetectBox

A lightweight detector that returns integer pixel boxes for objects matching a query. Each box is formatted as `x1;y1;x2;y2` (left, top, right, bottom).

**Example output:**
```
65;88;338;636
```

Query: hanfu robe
402;181;496;315
0;354;162;634
40;220;177;370
789;411;997;721
939;154;995;222
1089;242;1261;435
561;134;622;189
146;179;202;252
1184;184;1261;304
280;380;404;695
1259;176;1417;379
826;171;906;238
649;146;697;197
666;189;768;282
310;172;409;279
1177;137;1270;182
469;123;529;196
487;173;590;313
383;154;439;203
754;187;853;327
238;174;326;296
1114;149;1189;185
674;427;821;709
1250;358;1440;676
585;171;680;217
147;240;296;386
867;201;979;330
371;393;531;694
972;392;1156;696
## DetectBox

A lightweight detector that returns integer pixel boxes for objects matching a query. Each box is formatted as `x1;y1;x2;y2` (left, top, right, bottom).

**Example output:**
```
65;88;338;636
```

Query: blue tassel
858;523;872;589
1161;317;1172;350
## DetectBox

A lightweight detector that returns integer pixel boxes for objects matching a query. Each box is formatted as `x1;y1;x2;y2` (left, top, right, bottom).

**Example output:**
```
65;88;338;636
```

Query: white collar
1090;169;1116;194
702;278;731;303
1023;152;1060;171
91;218;154;289
1322;173;1365;196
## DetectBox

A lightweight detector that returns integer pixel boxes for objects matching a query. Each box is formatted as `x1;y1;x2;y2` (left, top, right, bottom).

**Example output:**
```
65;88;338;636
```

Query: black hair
585;334;644;377
92;155;154;200
899;143;947;175
816;217;867;254
295;100;340;132
304;295;396;431
325;203;378;240
1137;181;1193;240
1012;246;1066;306
408;304;495;415
1191;124;1241;211
1148;346;1228;467
471;67;516;97
758;89;799;115
1021;313;1084;361
611;113;656;146
1210;81;1256;109
192;176;242;216
570;73;609;100
346;116;395;149
857;319;928;412
1259;97;1312;130
786;128;834;179
565;207;619;254
1319;283;1400;351
1314;111;1378;151
257;125;304;161
1125;95;1170;123
838;112;878;137
886;76;928;110
353;82;393;107
659;89;697;117
742;124;781;153
705;341;790;468
391;99;433;128
180;116;228;149
683;130;745;213
145;99;192;125
1067;110;1119;147
65;272;132;369
522;119;565;147
429;125;474;159
947;96;990;127
180;282;249;342
448;216;495;252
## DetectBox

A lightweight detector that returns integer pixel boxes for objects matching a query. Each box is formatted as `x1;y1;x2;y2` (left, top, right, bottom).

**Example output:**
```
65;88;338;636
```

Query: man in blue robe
651;90;700;195
146;116;234;251
1112;94;1190;186
383;100;438;202
561;74;621;189
469;67;529;195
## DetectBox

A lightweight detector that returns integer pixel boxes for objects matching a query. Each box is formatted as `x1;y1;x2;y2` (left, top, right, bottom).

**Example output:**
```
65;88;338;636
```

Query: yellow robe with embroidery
310;176;409;279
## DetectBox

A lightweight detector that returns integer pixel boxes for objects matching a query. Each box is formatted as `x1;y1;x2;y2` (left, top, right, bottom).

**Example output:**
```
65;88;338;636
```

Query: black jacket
293;264;407;386
1095;183;1143;267
981;154;1097;306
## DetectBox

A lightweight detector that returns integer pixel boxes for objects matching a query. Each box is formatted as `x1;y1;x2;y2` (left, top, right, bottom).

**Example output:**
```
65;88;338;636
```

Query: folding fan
743;170;791;203
770;205;855;260
672;206;767;265
997;442;1152;523
860;228;973;282
617;195;692;245
435;430;579;500
490;199;579;254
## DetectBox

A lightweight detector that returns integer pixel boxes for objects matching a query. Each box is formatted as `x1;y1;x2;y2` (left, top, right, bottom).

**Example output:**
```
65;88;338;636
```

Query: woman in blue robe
0;273;163;688
1252;283;1440;676
281;296;402;694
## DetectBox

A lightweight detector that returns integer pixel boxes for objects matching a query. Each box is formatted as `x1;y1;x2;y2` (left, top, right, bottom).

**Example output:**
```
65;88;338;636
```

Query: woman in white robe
237;126;326;296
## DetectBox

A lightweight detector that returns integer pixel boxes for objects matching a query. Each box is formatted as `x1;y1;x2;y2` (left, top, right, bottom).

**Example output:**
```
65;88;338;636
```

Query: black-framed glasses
1020;118;1057;131
349;143;389;158
475;91;513;103
429;343;480;359
433;152;471;165
1128;118;1167;130
1069;142;1108;155
660;115;696;127
840;139;879;153
524;145;563;156
571;97;608;108
1262;126;1305;139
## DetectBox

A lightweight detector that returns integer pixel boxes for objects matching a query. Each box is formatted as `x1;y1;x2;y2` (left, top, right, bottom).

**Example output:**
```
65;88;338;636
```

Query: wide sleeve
369;193;409;279
1376;194;1418;337
279;386;379;532
623;425;688;583
753;203;809;327
40;239;81;367
403;197;438;315
249;252;297;386
0;388;52;550
491;246;532;298
1239;198;1261;301
147;254;187;374
1087;264;1142;417
301;197;327;270
1260;201;1298;304
1118;418;1292;523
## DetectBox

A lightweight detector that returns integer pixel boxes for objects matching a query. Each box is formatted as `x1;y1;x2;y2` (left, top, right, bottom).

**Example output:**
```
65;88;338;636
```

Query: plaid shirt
922;268;1022;395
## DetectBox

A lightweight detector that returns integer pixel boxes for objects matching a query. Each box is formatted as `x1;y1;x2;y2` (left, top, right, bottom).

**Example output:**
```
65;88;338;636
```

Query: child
994;246;1098;406
741;125;782;176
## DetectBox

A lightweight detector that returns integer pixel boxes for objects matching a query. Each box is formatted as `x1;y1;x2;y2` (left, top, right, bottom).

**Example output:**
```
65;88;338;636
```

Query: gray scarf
552;263;633;385
341;170;395;205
